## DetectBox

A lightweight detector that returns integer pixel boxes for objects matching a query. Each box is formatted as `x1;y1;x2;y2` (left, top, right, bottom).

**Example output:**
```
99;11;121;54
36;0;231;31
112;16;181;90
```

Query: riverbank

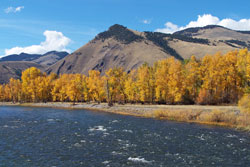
0;102;249;130
0;102;240;115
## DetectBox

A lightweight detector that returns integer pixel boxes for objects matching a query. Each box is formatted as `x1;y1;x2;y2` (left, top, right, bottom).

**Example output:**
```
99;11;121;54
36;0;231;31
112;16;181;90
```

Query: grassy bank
1;102;249;131
154;109;250;131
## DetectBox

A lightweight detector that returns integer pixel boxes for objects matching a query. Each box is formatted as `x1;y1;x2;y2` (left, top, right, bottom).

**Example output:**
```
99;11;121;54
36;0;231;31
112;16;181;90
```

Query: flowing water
0;106;249;167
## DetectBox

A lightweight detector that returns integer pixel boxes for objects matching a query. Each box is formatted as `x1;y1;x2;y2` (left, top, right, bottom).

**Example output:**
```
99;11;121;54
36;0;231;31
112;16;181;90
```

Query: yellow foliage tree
184;56;201;103
8;78;22;103
0;48;249;106
166;57;185;103
21;67;44;102
80;75;90;102
155;59;170;103
199;54;222;104
199;51;243;104
155;57;185;104
105;67;127;105
66;74;85;103
3;84;11;101
222;50;242;103
237;48;250;93
0;85;4;101
35;73;56;102
124;70;139;103
51;74;71;102
87;70;105;103
137;63;155;103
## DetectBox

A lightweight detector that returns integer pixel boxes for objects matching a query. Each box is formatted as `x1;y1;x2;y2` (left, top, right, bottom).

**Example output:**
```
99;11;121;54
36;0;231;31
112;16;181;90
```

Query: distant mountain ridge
175;25;250;36
0;51;68;84
0;51;69;67
174;25;250;43
0;61;44;84
174;25;227;36
47;24;250;75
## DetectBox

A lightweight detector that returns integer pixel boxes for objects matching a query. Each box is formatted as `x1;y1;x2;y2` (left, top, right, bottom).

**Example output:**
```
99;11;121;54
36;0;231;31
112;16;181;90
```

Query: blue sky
1;0;250;56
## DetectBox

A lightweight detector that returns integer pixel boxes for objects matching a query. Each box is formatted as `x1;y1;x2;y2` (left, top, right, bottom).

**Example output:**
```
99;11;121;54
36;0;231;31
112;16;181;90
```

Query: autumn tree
136;63;155;103
3;85;11;101
184;56;201;103
237;48;250;93
155;57;185;104
34;73;57;102
8;78;22;103
87;70;105;103
155;59;170;103
105;67;127;105
51;74;72;102
66;74;86;103
167;57;185;103
0;48;249;106
81;75;90;102
222;50;242;103
198;51;243;104
198;54;218;104
0;85;4;101
21;67;44;102
124;70;139;103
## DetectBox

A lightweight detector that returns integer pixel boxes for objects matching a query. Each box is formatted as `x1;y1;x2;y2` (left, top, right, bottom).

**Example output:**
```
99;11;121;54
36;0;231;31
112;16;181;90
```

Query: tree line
0;48;250;106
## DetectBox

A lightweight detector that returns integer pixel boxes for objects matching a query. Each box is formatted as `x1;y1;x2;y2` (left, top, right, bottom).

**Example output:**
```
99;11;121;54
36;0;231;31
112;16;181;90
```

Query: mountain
0;61;44;84
0;51;68;67
174;25;250;40
0;51;68;84
47;25;177;75
45;24;250;75
174;25;250;47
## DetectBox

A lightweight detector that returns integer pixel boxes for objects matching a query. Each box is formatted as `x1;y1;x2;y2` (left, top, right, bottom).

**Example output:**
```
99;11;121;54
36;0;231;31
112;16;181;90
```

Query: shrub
236;114;250;130
198;110;237;124
238;95;250;115
154;108;250;130
154;110;202;122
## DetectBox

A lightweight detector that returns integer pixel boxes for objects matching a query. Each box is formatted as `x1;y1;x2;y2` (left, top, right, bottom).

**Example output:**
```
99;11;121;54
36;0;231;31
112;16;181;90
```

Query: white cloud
142;19;151;24
5;6;24;14
15;6;24;12
156;22;179;33
156;14;250;34
4;30;71;56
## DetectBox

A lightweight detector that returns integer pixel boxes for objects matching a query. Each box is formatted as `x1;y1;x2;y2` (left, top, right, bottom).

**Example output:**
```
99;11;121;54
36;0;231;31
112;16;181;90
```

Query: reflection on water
0;106;249;167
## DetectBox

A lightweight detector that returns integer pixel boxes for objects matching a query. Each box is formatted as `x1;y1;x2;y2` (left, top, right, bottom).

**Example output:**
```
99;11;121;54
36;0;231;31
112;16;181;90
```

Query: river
0;106;249;167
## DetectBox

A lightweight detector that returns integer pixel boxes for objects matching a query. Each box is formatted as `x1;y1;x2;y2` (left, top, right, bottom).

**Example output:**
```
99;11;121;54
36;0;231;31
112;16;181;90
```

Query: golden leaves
0;48;250;108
